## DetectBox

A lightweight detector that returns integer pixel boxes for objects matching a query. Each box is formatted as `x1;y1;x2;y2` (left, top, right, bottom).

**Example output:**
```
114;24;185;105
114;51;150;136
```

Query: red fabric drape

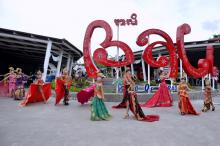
129;92;159;122
20;83;51;106
0;81;9;97
178;92;199;115
141;80;173;108
77;84;96;104
112;85;128;108
55;79;72;105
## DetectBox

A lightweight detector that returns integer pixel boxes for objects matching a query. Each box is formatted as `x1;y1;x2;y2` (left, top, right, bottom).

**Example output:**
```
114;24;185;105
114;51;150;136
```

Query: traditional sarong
112;85;129;108
14;76;25;100
178;83;199;115
8;74;16;96
128;92;159;122
91;96;111;121
202;86;215;112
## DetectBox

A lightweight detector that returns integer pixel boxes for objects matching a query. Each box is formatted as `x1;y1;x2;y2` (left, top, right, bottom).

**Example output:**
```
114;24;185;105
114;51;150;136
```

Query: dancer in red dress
112;68;135;108
20;70;51;107
55;68;73;105
123;76;159;122
141;70;173;108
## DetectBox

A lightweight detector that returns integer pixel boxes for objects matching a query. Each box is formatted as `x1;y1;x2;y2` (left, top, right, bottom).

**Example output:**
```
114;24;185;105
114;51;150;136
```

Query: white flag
52;54;60;62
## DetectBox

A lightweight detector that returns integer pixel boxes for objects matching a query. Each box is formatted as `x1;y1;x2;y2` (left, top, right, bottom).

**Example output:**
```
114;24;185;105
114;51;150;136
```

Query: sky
0;0;220;63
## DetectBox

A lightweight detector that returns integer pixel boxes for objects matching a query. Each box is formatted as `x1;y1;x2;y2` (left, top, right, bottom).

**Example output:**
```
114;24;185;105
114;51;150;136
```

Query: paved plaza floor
0;95;220;146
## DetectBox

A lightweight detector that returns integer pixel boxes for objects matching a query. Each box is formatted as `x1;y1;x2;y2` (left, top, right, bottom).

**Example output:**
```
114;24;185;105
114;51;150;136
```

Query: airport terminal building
0;28;83;81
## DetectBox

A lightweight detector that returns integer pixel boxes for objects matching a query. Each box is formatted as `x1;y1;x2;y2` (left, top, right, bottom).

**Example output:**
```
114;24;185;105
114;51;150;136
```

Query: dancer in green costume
91;72;111;121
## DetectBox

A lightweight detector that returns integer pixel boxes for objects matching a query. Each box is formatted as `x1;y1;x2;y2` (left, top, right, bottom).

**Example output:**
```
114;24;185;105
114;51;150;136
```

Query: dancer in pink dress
0;67;16;97
7;67;17;97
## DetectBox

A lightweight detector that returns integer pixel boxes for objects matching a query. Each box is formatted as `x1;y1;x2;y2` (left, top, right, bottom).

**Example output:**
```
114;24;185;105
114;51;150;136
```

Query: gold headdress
205;79;211;86
9;67;14;71
62;67;68;73
131;75;137;82
37;70;42;75
97;72;106;78
16;68;22;73
125;67;131;72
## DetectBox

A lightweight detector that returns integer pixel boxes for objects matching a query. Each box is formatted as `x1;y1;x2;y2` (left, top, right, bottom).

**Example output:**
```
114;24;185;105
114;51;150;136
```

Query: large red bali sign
83;20;134;78
83;19;217;78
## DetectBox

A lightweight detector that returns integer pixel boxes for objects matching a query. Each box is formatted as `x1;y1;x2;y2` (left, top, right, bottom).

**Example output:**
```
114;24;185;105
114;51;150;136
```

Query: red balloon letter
176;24;210;78
83;20;134;78
136;29;178;78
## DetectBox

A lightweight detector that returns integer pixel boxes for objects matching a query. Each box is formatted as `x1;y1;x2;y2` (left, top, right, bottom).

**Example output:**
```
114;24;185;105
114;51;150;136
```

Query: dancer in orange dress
202;79;215;112
141;70;173;108
178;77;199;115
20;70;51;107
55;68;73;105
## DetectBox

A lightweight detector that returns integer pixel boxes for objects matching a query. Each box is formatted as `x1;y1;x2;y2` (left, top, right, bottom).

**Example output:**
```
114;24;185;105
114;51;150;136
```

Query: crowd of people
0;66;217;122
0;67;30;100
0;67;73;106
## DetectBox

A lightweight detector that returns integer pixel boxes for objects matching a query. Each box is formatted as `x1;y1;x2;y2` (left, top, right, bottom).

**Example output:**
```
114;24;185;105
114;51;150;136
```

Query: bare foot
123;114;129;119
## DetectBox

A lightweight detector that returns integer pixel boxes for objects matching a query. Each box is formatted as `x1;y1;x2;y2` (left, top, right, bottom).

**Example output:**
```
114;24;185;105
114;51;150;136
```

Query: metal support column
66;54;71;72
43;41;52;81
142;59;147;82
131;64;134;75
180;59;183;78
69;58;74;76
56;50;63;77
202;77;205;90
212;77;215;90
147;64;150;85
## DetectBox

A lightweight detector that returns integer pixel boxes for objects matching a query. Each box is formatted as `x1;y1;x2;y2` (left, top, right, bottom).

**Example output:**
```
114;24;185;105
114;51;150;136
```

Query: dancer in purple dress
14;68;28;100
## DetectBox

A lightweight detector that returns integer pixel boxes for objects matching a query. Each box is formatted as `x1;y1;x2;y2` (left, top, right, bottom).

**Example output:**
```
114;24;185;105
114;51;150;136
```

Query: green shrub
150;80;157;86
74;77;90;88
173;81;178;85
136;80;157;86
50;78;90;92
51;80;56;89
187;83;193;89
71;86;83;92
